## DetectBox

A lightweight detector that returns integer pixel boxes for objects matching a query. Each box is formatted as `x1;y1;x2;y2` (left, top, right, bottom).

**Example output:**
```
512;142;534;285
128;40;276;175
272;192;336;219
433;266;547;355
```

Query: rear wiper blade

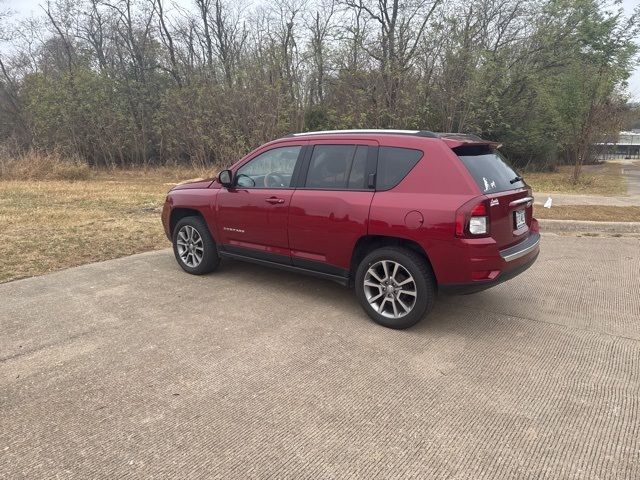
510;176;523;184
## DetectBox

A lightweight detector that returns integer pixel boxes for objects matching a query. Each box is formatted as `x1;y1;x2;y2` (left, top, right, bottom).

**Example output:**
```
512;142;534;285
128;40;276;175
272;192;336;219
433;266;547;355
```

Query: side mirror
218;169;233;187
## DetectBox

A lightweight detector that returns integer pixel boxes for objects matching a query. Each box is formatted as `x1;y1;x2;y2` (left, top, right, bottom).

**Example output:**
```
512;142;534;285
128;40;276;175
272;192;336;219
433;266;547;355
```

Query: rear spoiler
436;133;502;150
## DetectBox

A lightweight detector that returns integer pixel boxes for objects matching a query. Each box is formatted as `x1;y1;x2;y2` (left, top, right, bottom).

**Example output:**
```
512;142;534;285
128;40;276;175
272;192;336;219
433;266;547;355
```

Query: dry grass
535;205;640;222
0;167;212;283
525;163;626;196
0;150;91;181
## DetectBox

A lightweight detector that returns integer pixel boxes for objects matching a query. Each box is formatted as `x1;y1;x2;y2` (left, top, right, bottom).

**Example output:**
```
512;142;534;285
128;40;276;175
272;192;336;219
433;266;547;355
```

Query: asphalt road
1;234;639;479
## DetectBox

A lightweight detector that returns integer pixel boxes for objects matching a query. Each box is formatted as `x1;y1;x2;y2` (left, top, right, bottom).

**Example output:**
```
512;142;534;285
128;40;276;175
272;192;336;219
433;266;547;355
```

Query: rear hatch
455;145;533;249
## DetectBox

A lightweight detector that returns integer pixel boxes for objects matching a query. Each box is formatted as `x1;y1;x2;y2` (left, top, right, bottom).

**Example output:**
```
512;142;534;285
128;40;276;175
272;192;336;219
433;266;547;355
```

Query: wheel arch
170;208;209;238
350;235;437;287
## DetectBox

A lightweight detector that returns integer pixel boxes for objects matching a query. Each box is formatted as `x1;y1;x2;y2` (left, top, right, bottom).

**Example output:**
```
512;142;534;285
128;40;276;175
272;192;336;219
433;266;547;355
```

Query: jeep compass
161;129;540;329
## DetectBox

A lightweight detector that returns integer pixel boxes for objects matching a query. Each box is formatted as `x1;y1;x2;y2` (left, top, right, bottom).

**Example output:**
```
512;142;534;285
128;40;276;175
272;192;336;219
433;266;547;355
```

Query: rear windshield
455;145;525;193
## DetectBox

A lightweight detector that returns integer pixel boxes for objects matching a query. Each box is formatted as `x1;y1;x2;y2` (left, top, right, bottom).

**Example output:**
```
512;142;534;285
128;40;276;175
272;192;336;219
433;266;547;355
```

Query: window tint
236;145;301;188
376;147;422;190
456;146;524;193
305;145;368;190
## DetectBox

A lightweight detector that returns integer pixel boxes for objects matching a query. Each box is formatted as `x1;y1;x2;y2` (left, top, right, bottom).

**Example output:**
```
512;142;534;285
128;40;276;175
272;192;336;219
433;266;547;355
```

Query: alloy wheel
176;225;204;268
363;260;417;319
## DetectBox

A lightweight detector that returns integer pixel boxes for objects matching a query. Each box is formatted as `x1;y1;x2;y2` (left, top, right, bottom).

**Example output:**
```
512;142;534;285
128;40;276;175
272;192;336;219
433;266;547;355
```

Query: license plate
515;209;526;229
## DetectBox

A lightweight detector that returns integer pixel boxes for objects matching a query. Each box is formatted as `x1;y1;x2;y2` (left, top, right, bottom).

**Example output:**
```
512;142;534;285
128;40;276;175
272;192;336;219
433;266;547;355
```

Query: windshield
456;146;525;193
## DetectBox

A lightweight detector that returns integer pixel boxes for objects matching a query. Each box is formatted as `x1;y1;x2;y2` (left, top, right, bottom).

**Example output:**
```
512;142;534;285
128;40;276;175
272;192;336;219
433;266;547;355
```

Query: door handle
265;197;285;204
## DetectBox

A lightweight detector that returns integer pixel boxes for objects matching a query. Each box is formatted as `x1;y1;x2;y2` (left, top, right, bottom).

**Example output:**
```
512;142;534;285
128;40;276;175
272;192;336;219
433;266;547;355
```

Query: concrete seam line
440;301;640;345
540;219;640;227
539;219;640;233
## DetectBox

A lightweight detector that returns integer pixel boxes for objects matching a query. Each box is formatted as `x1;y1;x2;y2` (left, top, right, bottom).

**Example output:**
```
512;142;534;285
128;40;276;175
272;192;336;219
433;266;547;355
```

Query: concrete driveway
1;235;639;479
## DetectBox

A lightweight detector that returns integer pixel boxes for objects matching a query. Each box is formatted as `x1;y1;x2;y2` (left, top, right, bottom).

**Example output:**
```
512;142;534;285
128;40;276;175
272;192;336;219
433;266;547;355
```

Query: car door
216;143;306;262
288;140;378;275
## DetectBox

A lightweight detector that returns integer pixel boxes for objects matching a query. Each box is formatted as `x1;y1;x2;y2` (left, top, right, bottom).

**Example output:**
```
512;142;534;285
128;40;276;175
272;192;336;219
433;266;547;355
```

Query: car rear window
376;147;423;190
455;145;525;193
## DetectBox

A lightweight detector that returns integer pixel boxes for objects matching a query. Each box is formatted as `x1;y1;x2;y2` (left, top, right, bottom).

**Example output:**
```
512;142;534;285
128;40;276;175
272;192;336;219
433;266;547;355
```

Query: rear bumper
439;232;540;295
500;232;540;262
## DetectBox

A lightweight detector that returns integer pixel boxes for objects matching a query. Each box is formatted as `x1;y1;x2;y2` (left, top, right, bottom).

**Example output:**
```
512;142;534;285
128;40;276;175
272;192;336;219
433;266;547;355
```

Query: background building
596;131;640;159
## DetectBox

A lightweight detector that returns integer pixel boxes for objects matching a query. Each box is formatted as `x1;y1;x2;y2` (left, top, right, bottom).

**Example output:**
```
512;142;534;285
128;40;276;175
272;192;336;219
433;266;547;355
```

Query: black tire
172;216;220;275
355;247;435;329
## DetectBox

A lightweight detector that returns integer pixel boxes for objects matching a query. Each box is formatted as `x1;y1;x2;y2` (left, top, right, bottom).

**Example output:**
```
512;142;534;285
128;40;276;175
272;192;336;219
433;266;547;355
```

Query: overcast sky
4;0;640;99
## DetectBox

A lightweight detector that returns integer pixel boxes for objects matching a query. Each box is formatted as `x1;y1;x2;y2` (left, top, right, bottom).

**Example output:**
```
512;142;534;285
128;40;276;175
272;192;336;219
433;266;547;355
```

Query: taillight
455;199;490;237
470;203;487;216
469;203;488;235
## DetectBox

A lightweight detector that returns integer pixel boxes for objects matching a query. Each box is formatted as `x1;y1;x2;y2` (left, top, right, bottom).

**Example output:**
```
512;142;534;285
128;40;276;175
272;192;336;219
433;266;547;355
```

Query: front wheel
172;216;220;275
355;247;435;329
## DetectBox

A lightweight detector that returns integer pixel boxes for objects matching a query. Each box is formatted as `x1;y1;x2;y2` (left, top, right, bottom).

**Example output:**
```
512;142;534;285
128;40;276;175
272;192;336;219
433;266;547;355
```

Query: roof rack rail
287;129;438;138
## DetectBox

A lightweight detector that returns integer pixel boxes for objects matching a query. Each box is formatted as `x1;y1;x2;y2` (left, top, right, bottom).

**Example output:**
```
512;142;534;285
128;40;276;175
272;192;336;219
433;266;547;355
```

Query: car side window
236;145;301;188
305;145;369;190
376;147;423;190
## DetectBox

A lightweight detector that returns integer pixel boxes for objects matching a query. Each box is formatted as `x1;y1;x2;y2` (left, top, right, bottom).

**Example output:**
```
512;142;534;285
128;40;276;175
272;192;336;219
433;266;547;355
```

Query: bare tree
152;0;182;85
305;0;336;103
343;0;442;120
211;0;247;87
43;0;79;72
194;0;215;73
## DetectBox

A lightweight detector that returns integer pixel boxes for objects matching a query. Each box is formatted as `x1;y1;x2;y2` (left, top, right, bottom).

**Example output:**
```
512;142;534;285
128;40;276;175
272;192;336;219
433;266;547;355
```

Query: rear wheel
172;216;220;275
355;247;435;329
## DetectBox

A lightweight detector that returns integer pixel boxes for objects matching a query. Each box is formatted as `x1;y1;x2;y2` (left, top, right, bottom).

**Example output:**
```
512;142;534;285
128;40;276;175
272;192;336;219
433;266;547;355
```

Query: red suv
161;130;540;329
